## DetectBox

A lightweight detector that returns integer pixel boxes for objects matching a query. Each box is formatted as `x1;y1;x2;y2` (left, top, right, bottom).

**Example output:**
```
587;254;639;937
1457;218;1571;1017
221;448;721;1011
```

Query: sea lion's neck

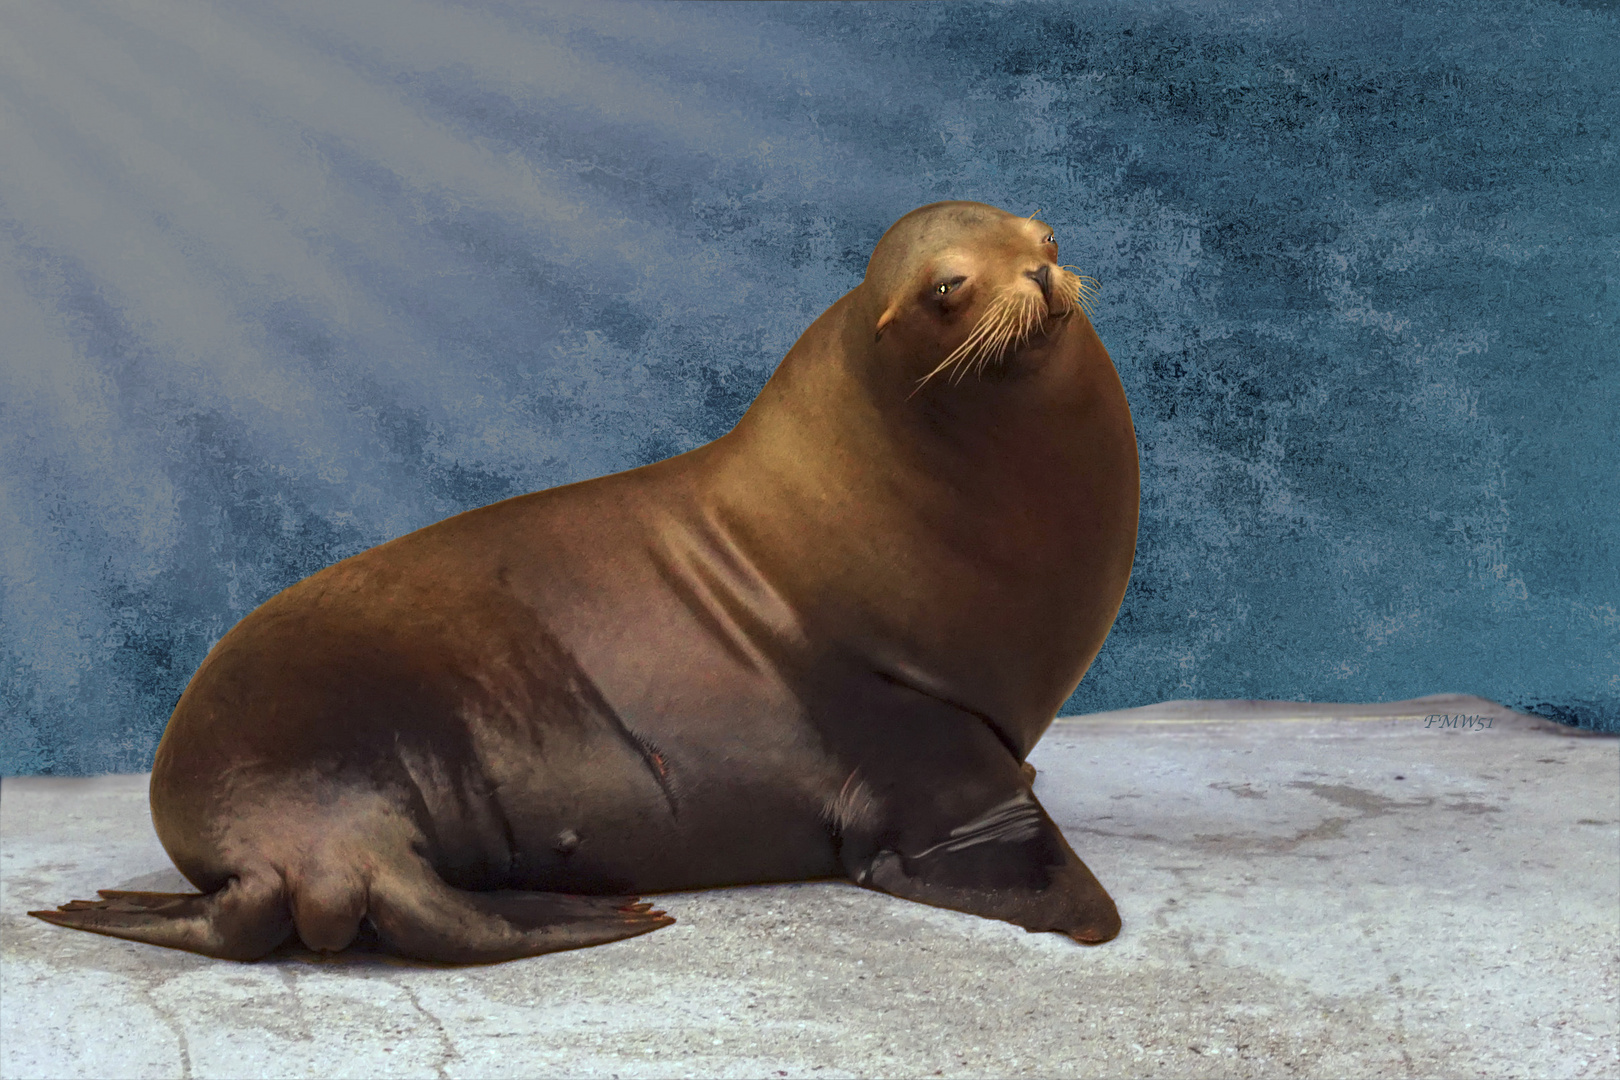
699;294;1137;745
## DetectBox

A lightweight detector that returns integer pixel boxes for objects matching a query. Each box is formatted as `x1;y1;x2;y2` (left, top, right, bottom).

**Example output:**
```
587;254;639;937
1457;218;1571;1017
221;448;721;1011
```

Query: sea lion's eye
936;282;951;294
1043;233;1056;245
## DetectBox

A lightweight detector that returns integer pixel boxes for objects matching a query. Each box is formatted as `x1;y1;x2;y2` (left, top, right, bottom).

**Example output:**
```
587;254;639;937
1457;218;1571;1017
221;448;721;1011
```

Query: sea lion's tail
30;857;674;964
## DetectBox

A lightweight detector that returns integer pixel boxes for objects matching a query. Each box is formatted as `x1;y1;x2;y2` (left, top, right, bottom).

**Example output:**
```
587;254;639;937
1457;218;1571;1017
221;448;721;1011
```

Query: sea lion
32;201;1139;963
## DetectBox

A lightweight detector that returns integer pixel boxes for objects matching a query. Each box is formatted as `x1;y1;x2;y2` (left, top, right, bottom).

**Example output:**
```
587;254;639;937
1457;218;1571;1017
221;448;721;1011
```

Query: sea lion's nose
1027;264;1051;302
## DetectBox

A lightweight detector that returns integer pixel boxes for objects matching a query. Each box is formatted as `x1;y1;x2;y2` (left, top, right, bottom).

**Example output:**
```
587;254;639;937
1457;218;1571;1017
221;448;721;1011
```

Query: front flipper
812;661;1119;944
851;789;1121;944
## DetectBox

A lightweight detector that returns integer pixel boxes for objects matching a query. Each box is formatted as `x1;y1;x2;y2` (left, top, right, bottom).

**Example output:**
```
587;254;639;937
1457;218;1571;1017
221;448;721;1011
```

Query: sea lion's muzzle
1025;263;1083;323
1026;264;1053;306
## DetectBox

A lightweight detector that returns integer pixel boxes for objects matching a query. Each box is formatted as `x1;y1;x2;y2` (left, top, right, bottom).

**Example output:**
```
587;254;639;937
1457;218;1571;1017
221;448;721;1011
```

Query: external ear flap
874;305;898;343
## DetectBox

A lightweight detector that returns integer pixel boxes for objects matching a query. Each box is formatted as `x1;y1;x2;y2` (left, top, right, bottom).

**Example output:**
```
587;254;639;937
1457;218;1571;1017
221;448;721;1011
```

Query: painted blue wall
1;1;1614;773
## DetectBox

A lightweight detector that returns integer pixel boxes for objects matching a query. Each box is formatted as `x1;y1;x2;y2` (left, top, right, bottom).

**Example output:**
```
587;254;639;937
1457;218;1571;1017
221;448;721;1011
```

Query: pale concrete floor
2;695;1615;1079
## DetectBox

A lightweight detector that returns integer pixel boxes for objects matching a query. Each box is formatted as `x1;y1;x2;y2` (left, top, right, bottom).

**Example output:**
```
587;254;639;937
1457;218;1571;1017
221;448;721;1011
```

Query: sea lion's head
859;201;1098;392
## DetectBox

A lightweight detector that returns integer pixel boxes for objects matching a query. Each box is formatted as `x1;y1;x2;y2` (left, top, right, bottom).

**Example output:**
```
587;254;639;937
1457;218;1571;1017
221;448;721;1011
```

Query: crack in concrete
275;964;316;1044
133;976;193;1080
399;980;457;1079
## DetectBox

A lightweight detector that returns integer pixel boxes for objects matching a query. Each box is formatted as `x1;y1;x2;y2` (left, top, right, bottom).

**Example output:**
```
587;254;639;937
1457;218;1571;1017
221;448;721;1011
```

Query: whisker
972;293;1036;379
914;273;1070;391
950;304;1008;383
919;293;1007;388
1059;266;1100;319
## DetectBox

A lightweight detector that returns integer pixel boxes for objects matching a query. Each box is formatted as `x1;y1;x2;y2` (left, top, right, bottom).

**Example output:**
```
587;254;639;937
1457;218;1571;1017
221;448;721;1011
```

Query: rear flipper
366;862;673;964
32;862;674;964
28;875;294;960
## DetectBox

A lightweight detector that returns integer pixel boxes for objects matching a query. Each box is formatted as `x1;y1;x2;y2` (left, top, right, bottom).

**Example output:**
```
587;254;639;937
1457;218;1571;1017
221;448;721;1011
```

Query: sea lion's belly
463;471;846;892
496;592;842;890
477;631;844;894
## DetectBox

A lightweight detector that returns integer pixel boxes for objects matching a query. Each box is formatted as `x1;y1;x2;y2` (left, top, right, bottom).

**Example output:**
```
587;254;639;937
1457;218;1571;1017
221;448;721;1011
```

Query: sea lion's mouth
916;266;1099;389
1055;265;1100;321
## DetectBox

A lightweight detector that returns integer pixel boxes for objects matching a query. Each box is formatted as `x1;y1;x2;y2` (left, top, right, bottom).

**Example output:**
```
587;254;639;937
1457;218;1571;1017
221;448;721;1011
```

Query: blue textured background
1;1;1615;774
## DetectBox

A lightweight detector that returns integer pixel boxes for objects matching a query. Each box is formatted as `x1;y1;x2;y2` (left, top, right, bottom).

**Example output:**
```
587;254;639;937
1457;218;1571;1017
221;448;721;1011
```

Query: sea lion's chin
928;307;1066;377
1009;310;1072;356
